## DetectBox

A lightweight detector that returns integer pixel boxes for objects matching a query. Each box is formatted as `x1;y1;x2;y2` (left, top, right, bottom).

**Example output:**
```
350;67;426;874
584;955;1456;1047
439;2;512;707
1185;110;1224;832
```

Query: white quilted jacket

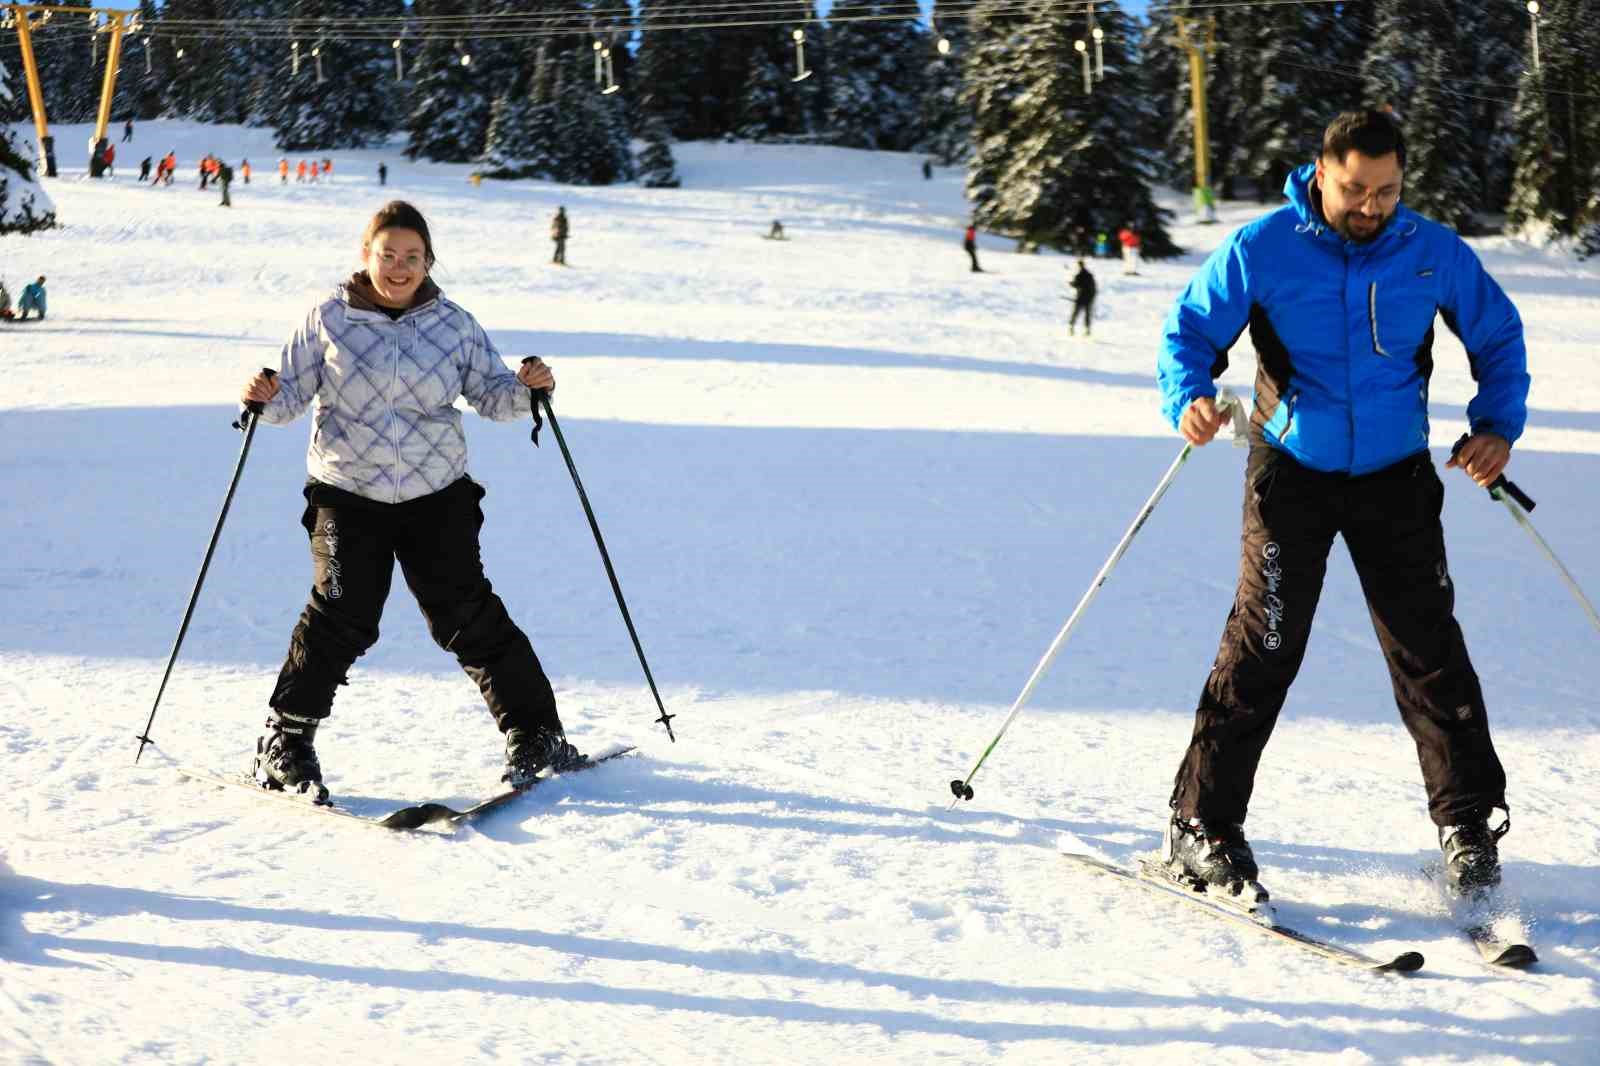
261;279;532;503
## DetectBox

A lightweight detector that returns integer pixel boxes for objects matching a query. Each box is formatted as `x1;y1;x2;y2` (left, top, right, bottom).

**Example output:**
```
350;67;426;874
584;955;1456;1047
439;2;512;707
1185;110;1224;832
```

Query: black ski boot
1163;813;1260;888
1439;817;1506;895
503;727;587;788
254;711;329;804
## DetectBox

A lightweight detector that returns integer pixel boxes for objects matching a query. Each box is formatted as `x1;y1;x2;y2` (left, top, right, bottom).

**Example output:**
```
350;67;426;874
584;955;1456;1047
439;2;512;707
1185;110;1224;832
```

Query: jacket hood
338;271;442;315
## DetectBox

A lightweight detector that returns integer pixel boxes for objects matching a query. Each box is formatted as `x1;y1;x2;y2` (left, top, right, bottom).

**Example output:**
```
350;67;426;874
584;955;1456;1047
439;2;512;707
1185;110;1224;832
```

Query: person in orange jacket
1117;224;1142;276
296;160;308;183
321;158;332;183
241;158;252;184
307;160;318;184
279;158;290;184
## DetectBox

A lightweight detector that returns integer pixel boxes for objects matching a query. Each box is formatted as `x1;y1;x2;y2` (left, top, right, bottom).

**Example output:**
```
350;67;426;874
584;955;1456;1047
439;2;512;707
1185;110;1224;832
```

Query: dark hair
363;200;436;269
1321;109;1406;169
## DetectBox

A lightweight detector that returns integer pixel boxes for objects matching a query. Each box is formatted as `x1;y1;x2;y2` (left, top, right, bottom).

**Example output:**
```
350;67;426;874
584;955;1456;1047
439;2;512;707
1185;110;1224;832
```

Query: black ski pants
1171;445;1506;828
1070;297;1093;332
268;477;561;736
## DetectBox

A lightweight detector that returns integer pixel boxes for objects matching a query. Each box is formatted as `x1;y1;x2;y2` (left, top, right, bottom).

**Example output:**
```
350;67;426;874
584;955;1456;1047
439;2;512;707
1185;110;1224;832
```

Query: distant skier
102;142;116;177
1094;231;1110;258
1156;109;1529;898
235;199;587;804
17;276;46;321
1117;224;1141;275
138;156;152;182
199;154;211;190
963;222;982;273
0;279;11;320
123;118;134;143
550;206;569;265
378;161;387;187
241;159;252;185
767;219;785;240
161;150;176;185
321;158;332;183
1067;260;1096;337
218;160;234;207
280;158;290;184
922;159;932;180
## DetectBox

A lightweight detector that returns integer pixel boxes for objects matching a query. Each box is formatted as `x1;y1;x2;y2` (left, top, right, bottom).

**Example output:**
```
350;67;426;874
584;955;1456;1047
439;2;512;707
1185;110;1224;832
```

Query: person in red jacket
963;222;982;273
1117;224;1142;276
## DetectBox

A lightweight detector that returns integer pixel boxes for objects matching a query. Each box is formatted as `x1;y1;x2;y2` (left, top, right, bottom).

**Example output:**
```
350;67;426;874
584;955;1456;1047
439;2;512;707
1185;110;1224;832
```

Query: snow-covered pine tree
403;0;492;162
919;1;972;165
0;59;56;235
734;50;786;140
636;104;680;187
273;0;399;151
110;0;168;123
550;56;635;185
1504;0;1594;238
1400;45;1478;232
969;2;1177;257
1237;1;1339;203
156;0;233;122
1456;0;1526;212
478;92;536;178
962;0;1029;228
633;1;719;139
823;0;926;151
1138;6;1189;190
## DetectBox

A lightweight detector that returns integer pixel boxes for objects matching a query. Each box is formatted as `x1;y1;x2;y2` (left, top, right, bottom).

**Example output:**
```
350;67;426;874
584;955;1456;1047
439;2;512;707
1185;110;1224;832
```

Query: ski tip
1484;943;1538;968
1378;951;1426;973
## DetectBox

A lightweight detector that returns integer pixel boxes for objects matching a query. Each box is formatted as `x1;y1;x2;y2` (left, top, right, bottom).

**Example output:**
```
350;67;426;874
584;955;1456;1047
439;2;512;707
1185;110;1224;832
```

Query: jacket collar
338;271;442;317
1283;163;1417;250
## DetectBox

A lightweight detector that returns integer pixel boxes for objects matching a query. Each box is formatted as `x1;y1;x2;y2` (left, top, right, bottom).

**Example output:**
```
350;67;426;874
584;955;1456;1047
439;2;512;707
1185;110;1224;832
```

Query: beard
1329;207;1393;244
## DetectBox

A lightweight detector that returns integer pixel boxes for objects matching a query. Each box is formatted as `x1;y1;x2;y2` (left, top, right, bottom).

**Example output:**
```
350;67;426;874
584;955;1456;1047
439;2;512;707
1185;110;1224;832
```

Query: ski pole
1450;434;1600;636
134;368;275;764
948;388;1248;807
523;361;677;741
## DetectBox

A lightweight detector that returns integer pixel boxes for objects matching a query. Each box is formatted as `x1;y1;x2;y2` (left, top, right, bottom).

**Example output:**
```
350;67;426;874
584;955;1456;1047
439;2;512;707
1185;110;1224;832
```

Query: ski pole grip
520;357;547;445
1450;432;1536;511
234;367;276;429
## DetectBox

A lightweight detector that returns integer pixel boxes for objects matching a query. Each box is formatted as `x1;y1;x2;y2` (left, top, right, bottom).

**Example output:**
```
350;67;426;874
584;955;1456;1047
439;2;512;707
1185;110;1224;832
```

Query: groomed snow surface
2;121;1598;1065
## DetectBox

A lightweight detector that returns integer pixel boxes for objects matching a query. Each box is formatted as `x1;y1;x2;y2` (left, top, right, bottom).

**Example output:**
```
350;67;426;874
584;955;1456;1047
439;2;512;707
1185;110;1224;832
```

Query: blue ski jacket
19;281;46;315
1157;164;1529;475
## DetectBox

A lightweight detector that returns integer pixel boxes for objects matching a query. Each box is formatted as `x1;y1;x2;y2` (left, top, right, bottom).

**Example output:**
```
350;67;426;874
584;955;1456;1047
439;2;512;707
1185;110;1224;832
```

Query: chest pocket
393;327;463;413
1369;274;1438;360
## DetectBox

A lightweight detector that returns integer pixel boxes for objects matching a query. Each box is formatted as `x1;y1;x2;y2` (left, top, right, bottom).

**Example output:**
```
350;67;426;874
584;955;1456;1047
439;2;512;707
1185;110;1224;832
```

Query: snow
3;120;1599;1065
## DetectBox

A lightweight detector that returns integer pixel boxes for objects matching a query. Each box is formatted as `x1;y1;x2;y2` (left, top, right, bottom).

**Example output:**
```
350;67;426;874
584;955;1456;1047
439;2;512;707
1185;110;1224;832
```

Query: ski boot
1439;817;1507;896
503;727;588;788
254;710;329;804
1158;813;1271;916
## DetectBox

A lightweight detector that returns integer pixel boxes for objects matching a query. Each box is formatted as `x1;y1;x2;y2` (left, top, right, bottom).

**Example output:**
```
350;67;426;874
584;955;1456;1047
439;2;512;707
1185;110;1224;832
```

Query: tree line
3;0;1598;254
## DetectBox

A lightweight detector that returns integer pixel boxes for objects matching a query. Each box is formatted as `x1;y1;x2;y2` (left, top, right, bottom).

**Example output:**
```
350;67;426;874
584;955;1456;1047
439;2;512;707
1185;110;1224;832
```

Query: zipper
1281;389;1299;439
1368;282;1390;358
389;325;403;503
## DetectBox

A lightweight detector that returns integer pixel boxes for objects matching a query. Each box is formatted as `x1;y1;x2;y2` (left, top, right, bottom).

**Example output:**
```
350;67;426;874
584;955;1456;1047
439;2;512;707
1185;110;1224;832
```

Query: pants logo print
1262;541;1283;651
323;519;343;600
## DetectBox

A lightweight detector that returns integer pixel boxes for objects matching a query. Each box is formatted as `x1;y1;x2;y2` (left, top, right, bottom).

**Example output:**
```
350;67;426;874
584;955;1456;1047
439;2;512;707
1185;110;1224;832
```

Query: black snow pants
268;477;561;737
1069;297;1093;332
1170;445;1507;828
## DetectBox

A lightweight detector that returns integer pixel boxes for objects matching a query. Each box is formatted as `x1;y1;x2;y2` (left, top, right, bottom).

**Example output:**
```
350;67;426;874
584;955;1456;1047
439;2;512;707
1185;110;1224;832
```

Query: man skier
1156;109;1529;896
963;222;981;273
1067;260;1096;337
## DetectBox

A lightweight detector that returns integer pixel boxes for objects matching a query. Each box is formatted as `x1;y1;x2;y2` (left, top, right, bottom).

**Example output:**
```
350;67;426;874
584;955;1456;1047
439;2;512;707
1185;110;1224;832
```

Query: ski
1062;852;1425;974
1422;864;1538;969
177;746;637;832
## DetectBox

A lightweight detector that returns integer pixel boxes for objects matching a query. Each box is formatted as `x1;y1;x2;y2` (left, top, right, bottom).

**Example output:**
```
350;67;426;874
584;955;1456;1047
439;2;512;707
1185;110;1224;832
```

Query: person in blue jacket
17;276;46;321
1155;110;1529;897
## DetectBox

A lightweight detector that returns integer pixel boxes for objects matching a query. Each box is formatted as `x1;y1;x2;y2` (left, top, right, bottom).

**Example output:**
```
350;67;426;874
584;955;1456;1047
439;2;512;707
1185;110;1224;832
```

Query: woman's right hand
242;370;279;406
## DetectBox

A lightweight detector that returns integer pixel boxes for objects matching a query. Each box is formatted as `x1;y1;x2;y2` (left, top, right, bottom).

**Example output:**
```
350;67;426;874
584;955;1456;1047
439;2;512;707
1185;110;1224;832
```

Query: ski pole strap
1449;433;1535;511
521;358;545;446
232;367;276;431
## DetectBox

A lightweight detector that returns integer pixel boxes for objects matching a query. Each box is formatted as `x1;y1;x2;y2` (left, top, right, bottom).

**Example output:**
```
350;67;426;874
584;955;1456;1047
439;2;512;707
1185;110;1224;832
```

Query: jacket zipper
1368;282;1390;357
389;324;403;503
1281;388;1299;439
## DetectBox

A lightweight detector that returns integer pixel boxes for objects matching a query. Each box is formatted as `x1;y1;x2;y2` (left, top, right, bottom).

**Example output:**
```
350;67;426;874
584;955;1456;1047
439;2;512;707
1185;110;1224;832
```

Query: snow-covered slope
2;121;1597;1065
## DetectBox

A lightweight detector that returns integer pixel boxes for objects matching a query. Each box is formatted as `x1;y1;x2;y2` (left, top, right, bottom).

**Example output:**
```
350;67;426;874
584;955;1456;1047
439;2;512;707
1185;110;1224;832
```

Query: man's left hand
1446;432;1510;487
517;357;556;393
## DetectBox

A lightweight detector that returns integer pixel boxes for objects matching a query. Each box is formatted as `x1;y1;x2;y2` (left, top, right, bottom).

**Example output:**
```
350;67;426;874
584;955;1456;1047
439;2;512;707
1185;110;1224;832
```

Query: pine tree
824;0;926;151
1401;46;1478;231
636;106;680;187
403;0;492;162
1505;0;1595;238
968;1;1176;256
919;1;972;165
962;0;1029;229
550;59;635;185
273;0;398;151
734;50;786;140
0;60;56;235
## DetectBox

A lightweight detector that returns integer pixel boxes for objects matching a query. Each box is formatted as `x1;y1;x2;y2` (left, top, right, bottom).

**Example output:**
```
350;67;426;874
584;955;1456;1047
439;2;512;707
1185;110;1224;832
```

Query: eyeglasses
1334;181;1401;209
376;251;424;269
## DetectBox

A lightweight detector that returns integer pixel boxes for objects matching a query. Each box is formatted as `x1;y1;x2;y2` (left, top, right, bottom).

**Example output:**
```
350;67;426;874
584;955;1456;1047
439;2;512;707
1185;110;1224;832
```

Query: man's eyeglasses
1334;181;1401;209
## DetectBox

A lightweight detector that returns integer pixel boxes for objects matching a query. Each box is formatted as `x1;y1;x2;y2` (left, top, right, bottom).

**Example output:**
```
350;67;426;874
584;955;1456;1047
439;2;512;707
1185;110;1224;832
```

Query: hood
338;270;442;315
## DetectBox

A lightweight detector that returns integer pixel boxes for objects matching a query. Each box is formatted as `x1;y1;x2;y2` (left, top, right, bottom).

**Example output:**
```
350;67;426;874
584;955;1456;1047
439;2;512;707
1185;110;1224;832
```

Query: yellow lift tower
5;2;138;178
1173;15;1218;221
